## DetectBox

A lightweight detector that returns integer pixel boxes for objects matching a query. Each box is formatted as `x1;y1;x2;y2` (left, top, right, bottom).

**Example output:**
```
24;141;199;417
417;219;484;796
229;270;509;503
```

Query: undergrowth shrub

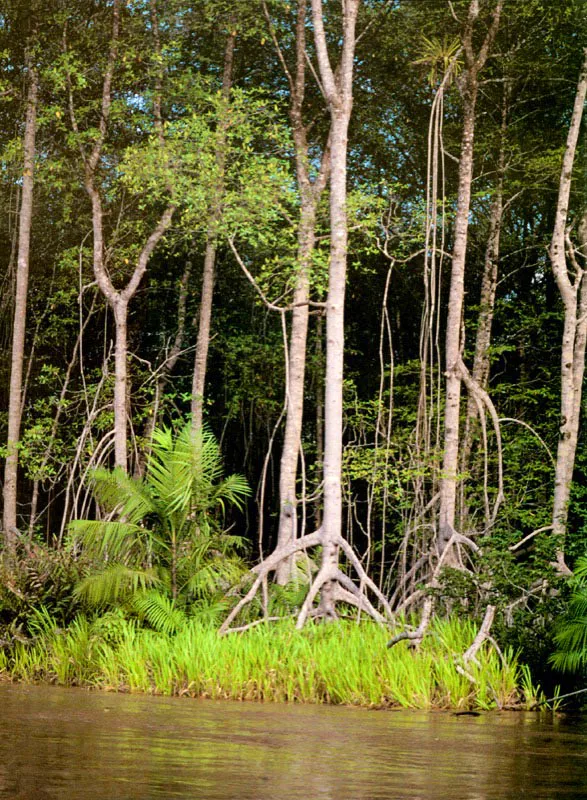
0;540;84;646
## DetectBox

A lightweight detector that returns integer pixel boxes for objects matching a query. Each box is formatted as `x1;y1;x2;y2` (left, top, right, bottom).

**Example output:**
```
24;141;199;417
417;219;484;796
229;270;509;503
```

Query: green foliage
550;557;587;674
412;35;462;86
1;615;528;710
0;541;84;644
69;422;250;616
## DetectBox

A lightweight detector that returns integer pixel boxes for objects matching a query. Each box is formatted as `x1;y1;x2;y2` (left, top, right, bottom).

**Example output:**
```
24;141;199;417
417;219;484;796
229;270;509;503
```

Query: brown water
1;684;586;799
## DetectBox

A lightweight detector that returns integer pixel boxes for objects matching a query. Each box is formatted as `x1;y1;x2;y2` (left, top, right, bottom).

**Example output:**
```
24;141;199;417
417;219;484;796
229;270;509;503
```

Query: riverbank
0;616;539;710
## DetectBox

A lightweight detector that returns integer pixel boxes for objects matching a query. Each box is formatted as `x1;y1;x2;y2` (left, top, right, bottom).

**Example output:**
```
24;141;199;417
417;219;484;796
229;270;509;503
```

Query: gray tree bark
2;59;38;546
549;48;587;574
69;0;175;470
271;0;330;584
460;88;508;515
438;0;502;556
309;0;360;617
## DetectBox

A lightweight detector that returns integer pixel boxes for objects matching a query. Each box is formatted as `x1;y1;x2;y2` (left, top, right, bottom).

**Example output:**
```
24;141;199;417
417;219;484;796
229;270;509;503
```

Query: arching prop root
386;526;484;647
219;529;393;635
387;596;434;649
454;605;507;711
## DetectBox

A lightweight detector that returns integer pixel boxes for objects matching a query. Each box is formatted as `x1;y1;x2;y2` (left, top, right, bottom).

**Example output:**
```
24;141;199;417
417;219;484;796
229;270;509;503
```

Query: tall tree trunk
112;299;129;468
67;0;175;471
314;311;324;531
311;0;360;616
438;0;502;555
549;48;587;573
191;30;237;430
220;4;394;627
2;60;38;546
460;89;508;517
271;0;330;585
275;212;313;583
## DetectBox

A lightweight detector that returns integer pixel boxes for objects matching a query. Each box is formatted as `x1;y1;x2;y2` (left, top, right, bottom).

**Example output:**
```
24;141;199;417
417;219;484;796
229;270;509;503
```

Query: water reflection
1;684;586;799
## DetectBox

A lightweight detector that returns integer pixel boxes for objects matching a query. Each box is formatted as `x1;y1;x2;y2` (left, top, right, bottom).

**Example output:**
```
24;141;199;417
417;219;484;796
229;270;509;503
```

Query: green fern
550;557;587;673
132;591;187;635
74;565;161;606
69;422;250;612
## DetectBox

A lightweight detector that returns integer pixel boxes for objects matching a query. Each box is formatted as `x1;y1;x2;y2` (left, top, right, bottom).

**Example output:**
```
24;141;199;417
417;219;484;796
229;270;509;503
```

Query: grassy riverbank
0;615;539;710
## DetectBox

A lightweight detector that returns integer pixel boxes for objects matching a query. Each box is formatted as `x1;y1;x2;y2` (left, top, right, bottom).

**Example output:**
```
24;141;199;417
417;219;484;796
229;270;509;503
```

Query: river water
1;684;586;799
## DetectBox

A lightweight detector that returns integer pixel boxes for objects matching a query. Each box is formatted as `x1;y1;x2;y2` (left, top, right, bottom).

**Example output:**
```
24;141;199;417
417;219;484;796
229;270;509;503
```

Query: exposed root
393;588;425;615
551;550;573;577
219;530;322;634
333;571;387;625
455;604;497;683
295;565;336;629
387;596;434;649
336;536;394;619
220;527;392;635
463;604;495;664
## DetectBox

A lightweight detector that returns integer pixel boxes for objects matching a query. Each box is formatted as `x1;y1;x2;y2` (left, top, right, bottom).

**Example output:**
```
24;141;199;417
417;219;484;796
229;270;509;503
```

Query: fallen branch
222;616;289;635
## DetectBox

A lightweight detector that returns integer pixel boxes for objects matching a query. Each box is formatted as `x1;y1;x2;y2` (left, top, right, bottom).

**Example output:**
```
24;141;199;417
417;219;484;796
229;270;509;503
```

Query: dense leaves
0;0;585;684
69;424;250;626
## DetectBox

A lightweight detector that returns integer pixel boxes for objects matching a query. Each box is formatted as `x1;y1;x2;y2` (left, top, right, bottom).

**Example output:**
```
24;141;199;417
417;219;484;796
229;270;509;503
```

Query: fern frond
89;467;155;522
133;590;187;634
68;520;147;562
573;556;587;582
74;565;160;606
212;473;251;513
183;555;245;598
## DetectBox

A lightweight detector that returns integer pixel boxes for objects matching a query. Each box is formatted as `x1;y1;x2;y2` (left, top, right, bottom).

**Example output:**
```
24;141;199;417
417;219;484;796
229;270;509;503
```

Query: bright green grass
0;616;533;710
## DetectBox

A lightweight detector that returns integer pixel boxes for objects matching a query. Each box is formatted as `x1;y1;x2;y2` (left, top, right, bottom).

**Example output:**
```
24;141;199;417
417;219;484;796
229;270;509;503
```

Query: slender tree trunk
271;0;330;584
191;240;217;429
2;62;38;546
275;209;314;583
311;0;360;617
112;299;129;469
438;0;502;555
460;92;507;516
67;0;175;471
315;311;324;530
549;48;587;572
439;92;477;553
191;30;237;430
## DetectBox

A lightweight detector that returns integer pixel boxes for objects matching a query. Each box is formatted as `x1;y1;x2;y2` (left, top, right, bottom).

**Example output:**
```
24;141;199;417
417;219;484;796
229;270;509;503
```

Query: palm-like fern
69;424;250;626
550;557;587;673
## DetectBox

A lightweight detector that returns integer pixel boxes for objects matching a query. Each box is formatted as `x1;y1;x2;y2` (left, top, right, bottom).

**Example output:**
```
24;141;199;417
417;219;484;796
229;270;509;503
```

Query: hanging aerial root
219;528;393;635
458;358;504;525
